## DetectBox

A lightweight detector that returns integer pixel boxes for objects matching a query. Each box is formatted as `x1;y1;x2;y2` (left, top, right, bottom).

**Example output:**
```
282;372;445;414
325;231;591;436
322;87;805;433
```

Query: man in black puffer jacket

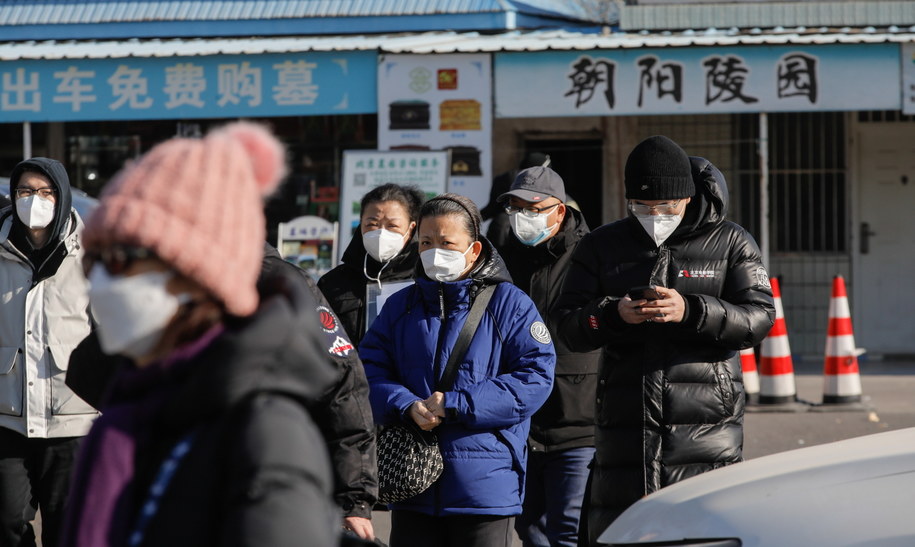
555;136;775;546
494;166;600;547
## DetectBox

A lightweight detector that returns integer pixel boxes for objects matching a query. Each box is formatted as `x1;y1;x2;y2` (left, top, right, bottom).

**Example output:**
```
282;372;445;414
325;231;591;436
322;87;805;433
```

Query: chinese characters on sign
565;57;615;108
338;150;449;261
495;44;900;117
704;55;759;105
0;51;376;121
565;52;814;111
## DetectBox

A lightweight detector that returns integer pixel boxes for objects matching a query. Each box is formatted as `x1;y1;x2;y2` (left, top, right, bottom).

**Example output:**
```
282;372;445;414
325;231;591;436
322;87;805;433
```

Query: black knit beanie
624;135;695;200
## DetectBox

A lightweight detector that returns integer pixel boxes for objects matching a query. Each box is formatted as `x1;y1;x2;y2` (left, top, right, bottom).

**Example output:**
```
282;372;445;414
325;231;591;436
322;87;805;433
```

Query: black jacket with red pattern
261;244;378;520
554;157;775;544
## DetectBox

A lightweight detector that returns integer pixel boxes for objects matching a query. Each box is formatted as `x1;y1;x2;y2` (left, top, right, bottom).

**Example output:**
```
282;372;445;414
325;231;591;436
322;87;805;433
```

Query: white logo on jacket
755;267;772;290
530;321;551;344
329;336;354;356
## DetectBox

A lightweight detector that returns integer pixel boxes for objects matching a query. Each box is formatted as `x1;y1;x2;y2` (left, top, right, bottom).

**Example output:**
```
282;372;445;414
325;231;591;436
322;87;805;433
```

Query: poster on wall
377;53;493;208
337;149;449;262
904;44;915;116
276;215;337;280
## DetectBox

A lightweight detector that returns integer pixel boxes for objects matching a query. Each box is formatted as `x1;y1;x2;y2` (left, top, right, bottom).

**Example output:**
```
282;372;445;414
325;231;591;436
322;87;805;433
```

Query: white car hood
600;427;915;547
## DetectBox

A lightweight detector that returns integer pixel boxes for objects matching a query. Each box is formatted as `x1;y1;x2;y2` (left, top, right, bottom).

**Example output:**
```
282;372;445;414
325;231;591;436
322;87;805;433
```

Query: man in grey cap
495;166;600;547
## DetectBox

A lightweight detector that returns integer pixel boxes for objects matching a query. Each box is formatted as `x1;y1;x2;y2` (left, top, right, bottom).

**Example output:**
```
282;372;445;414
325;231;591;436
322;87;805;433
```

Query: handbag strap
438;284;495;392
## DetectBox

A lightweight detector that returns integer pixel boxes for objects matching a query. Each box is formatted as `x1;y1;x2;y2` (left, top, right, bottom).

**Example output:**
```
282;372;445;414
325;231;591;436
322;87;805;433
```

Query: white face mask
88;265;190;360
16;195;56;229
635;213;683;246
420;244;474;282
363;228;408;263
510;211;556;247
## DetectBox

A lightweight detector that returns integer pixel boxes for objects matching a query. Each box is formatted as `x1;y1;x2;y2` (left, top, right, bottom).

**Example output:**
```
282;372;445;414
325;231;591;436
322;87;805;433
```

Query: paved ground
374;358;915;546
745;358;915;458
36;359;914;546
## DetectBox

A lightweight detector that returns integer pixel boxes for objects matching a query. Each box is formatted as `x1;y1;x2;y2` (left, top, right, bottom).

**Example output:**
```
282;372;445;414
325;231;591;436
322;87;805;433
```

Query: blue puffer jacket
360;239;555;516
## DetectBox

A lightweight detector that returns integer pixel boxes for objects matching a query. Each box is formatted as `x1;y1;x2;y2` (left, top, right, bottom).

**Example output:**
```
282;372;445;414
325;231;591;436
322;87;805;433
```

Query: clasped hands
410;391;445;431
618;286;686;325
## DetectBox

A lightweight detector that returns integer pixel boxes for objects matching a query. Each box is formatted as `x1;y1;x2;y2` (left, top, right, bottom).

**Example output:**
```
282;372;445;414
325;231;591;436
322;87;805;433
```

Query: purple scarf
60;326;224;547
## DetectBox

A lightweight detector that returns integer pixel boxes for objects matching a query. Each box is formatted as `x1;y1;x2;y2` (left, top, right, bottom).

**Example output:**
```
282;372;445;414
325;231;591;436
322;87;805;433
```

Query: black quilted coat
318;233;419;345
554;157;776;544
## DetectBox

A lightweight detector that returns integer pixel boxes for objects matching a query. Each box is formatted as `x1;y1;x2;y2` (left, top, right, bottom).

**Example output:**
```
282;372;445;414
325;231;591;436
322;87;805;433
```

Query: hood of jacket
548;206;590;255
9;157;74;244
340;228;419;282
152;267;339;427
675;156;729;237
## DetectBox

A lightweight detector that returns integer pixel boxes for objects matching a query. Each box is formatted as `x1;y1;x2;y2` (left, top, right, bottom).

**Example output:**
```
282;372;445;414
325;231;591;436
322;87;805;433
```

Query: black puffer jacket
261;244;378;519
64;267;342;546
496;207;600;453
318;233;419;345
555;157;775;544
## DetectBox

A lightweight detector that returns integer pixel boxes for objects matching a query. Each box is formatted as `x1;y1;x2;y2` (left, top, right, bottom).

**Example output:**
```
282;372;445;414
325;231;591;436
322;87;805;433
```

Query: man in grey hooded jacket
0;158;97;547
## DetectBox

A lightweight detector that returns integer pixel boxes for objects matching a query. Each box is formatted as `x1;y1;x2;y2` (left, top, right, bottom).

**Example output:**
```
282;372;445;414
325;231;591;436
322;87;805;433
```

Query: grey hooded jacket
0;157;97;438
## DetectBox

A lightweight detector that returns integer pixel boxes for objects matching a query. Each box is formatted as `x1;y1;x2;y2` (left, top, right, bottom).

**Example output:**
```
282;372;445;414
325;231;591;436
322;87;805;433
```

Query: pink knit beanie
82;122;286;316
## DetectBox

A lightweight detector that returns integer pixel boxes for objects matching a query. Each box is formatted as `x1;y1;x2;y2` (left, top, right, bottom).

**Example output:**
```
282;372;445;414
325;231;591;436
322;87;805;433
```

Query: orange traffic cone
821;275;863;405
758;277;800;406
740;347;760;404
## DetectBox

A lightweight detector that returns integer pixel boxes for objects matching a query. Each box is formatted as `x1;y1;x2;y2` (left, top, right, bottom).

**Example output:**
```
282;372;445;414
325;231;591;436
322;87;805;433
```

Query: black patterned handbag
376;285;495;505
376;423;443;504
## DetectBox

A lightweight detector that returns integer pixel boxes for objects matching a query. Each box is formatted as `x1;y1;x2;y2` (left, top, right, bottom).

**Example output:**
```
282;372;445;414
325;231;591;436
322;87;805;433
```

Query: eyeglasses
628;200;682;215
504;203;560;218
16;187;56;199
82;246;156;277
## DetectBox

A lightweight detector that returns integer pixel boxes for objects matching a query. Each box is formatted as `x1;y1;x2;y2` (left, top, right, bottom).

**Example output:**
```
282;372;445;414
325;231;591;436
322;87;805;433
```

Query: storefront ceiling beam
3;28;915;62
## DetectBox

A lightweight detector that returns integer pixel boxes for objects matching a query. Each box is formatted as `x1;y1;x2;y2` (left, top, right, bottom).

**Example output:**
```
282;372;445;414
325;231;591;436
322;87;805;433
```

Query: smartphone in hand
627;285;661;301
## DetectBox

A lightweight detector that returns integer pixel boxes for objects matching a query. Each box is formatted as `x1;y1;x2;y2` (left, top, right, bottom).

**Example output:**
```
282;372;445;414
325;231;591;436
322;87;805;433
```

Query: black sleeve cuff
680;294;701;328
341;499;372;519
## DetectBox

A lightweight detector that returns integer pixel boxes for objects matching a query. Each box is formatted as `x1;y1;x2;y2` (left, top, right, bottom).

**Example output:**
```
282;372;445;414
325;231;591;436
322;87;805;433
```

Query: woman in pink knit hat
60;122;340;547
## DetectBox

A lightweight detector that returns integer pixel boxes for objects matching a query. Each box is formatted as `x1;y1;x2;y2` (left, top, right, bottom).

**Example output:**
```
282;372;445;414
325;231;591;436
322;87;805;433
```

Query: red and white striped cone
740;347;760;404
758;277;798;405
822;275;863;405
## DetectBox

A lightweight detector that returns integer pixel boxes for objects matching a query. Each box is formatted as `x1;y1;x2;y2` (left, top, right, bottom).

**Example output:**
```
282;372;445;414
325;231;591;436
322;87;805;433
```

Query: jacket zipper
433;282;447;516
432;284;447;386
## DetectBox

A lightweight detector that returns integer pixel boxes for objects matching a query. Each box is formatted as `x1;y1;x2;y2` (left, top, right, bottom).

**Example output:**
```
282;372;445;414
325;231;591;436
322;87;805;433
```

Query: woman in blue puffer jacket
360;193;556;547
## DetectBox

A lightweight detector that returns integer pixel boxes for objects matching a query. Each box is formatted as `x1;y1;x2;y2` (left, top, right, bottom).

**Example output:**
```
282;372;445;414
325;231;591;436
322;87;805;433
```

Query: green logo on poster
409;67;433;93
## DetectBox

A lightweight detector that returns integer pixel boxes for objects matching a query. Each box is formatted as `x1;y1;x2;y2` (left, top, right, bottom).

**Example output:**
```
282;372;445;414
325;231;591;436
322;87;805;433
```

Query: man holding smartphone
494;165;601;547
554;136;776;545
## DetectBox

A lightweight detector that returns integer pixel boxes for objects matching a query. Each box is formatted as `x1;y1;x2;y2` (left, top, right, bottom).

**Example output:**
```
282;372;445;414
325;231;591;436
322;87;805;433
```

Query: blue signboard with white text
0;51;377;122
495;44;901;117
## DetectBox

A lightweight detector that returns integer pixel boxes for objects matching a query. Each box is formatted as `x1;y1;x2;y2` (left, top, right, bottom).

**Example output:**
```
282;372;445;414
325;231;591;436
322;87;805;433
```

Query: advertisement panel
377;53;493;207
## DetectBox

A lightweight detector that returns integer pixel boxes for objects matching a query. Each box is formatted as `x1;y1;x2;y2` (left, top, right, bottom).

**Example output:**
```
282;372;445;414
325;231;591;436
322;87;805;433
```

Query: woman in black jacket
555;136;776;545
318;183;424;344
61;122;339;546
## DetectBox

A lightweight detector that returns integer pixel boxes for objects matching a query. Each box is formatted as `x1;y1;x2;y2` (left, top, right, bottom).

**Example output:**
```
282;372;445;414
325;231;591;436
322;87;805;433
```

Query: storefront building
3;1;915;356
